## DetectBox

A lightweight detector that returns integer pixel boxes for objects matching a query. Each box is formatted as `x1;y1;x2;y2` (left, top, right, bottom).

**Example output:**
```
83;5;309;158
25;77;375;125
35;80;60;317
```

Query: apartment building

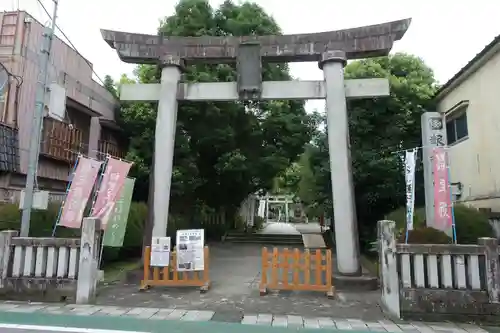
0;10;125;202
435;35;500;211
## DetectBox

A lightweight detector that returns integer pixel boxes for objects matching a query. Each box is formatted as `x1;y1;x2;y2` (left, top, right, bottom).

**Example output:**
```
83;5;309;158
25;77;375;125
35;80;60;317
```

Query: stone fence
0;218;100;304
378;220;500;323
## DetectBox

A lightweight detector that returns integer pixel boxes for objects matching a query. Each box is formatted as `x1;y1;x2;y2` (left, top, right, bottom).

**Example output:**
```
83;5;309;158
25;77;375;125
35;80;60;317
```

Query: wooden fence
378;220;500;322
141;246;210;293
260;247;334;298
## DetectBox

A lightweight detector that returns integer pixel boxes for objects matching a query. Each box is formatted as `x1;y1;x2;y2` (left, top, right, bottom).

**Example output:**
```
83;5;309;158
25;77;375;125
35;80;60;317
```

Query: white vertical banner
404;149;418;231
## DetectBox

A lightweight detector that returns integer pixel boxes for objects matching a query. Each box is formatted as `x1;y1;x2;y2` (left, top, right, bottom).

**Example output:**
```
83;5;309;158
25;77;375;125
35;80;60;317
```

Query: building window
445;101;469;145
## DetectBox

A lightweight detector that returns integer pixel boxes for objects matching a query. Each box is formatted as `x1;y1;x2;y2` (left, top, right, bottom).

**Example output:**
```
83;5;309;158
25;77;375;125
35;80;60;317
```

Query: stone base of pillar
333;274;378;291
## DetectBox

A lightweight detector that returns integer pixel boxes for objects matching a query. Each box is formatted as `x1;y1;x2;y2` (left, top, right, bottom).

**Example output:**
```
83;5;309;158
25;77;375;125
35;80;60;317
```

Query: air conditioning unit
48;83;66;120
450;182;463;201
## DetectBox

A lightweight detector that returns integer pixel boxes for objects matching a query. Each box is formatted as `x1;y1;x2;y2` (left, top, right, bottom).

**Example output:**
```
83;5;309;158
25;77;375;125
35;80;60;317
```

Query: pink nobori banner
59;157;103;229
432;147;453;233
91;157;132;230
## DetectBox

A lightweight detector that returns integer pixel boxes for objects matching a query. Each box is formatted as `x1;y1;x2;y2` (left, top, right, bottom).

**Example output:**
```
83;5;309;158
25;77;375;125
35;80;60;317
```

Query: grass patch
360;255;379;277
102;260;142;283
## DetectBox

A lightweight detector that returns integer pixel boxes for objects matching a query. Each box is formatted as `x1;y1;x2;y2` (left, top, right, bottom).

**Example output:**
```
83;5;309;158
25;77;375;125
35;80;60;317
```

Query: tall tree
119;0;314;216
309;53;438;249
103;75;117;98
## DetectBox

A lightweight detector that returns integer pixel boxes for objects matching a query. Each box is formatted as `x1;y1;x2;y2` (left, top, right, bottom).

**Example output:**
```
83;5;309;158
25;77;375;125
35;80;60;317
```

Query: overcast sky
5;0;500;112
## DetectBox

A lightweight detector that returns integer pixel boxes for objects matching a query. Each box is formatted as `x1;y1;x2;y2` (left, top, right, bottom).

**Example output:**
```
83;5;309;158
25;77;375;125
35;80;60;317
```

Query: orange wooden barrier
140;246;210;293
260;247;334;298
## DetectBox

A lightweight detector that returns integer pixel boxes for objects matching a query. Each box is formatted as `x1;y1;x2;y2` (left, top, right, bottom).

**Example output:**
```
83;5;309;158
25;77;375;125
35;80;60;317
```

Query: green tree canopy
309;53;438;248
115;0;314;215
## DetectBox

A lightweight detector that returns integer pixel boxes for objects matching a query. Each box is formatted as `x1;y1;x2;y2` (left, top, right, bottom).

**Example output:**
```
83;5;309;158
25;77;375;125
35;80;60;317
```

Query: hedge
398;227;451;244
385;204;495;244
0;202;233;264
0;202;148;264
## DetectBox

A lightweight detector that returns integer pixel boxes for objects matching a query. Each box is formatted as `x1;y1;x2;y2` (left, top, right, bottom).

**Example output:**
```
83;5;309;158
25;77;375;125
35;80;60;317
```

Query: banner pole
98;230;105;269
89;156;109;216
446;149;457;243
51;155;81;237
90;157;108;270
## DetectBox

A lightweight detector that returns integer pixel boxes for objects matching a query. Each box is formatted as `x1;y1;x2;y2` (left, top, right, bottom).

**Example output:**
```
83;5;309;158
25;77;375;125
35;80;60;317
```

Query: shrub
398;227;451;244
385;206;426;233
453;204;495;244
0;203;79;237
0;202;148;264
253;216;265;230
233;214;246;231
122;202;147;248
386;204;495;244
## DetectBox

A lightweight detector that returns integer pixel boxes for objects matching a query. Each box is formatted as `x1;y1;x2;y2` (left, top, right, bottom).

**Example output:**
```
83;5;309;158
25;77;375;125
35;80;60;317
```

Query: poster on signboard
176;229;204;271
150;236;171;267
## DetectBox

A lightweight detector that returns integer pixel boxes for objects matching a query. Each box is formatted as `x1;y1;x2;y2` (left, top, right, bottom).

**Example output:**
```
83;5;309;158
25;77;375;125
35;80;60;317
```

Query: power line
35;0;106;86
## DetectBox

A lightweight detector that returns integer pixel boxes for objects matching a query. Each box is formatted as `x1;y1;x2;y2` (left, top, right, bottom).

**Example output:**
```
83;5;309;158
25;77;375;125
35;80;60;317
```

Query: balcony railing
40;117;84;164
97;140;125;161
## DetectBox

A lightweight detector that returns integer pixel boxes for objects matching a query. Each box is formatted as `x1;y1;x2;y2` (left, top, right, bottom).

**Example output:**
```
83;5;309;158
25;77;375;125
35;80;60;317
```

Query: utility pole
20;0;59;237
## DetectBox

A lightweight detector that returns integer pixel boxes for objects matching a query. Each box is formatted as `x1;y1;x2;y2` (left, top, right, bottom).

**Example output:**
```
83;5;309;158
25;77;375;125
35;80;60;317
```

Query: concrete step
225;237;303;244
225;235;303;242
226;232;303;239
225;232;304;246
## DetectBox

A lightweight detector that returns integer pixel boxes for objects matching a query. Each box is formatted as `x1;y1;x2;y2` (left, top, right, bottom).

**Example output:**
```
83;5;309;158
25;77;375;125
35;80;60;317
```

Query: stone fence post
76;217;101;304
478;237;500;303
0;230;18;288
377;220;400;318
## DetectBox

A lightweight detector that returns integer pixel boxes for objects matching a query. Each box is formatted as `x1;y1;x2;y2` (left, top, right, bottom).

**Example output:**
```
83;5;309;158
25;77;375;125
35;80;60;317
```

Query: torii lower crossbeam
120;79;389;101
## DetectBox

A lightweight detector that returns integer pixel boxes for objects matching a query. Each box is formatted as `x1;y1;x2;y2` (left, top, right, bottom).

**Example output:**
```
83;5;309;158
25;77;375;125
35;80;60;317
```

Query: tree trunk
142;151;155;263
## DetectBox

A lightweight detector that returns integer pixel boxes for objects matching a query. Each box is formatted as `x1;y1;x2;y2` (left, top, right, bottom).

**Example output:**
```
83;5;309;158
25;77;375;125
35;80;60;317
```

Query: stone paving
0;302;492;332
97;243;384;320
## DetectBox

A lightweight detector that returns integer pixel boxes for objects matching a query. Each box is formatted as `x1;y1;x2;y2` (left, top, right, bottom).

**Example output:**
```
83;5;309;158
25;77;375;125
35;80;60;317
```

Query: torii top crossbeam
101;18;411;64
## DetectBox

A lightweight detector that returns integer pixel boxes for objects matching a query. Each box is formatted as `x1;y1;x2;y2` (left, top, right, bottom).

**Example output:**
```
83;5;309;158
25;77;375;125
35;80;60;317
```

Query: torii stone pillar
320;50;360;274
152;56;183;237
101;18;411;278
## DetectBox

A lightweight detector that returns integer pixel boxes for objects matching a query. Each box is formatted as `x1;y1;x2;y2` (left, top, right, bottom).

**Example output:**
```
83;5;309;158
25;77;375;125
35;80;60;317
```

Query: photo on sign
179;262;192;270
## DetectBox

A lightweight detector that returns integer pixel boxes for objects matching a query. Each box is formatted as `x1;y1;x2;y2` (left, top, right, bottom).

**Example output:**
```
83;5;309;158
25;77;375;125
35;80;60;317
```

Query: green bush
398;227;451;244
385;206;426;232
0;203;79;237
233;214;246;231
122;202;147;248
386;204;495;244
0;202;148;264
253;216;265;230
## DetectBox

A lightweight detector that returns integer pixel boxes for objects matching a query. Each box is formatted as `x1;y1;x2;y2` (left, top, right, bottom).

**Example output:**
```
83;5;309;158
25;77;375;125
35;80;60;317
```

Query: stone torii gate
101;18;411;277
